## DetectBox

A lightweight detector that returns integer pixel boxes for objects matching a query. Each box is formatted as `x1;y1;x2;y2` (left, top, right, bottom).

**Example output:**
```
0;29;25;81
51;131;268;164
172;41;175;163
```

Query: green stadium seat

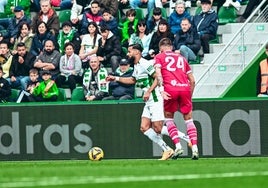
58;9;71;24
8;89;20;102
135;8;144;20
57;88;67;101
218;6;237;24
71;87;84;101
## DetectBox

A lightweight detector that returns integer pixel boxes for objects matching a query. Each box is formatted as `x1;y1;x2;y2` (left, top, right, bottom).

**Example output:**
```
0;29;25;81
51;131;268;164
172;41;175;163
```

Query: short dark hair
17;42;26;48
126;9;136;17
100;24;110;32
29;68;38;75
64;42;74;50
266;43;268;50
91;0;100;7
153;7;162;15
129;43;143;52
159;38;172;47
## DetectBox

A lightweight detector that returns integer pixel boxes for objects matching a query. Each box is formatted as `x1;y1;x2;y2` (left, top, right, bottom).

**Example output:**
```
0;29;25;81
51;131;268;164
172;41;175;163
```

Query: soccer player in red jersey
154;38;199;160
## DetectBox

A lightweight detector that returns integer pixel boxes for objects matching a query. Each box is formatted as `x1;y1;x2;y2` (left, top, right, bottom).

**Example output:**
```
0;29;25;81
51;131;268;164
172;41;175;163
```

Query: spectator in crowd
16;68;40;103
0;66;11;103
30;21;57;57
82;55;109;101
147;7;164;33
57;21;81;55
129;19;153;58
97;24;122;73
79;21;101;69
148;19;174;59
169;0;191;35
28;70;59;102
12;22;33;54
99;8;119;36
173;18;201;62
31;0;60;36
121;9;139;48
34;39;61;80
236;0;268;23
103;58;135;100
192;0;218;54
6;6;31;45
0;41;13;79
56;42;82;93
96;0;119;17
70;0;91;27
7;42;35;90
121;9;139;47
256;43;268;97
80;1;102;35
129;0;155;18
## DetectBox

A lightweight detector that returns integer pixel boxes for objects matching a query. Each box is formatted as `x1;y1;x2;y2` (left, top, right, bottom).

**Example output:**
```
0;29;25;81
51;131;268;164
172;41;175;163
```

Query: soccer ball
88;147;104;161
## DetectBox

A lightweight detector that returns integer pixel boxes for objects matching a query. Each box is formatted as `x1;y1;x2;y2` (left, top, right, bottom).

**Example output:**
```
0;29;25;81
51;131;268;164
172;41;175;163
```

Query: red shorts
164;90;192;114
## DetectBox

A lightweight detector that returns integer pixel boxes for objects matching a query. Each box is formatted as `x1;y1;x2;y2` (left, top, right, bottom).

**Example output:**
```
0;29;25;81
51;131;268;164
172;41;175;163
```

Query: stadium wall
221;48;267;98
0;99;268;160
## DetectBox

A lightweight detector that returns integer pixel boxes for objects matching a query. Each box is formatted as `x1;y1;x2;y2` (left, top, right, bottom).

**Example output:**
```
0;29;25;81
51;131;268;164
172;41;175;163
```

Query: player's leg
141;106;173;160
180;91;199;160
163;92;184;157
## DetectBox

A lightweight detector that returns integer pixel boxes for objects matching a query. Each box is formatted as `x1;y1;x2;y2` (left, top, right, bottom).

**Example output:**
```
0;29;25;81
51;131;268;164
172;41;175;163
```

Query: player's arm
143;75;158;102
106;75;136;84
188;72;195;94
154;65;164;91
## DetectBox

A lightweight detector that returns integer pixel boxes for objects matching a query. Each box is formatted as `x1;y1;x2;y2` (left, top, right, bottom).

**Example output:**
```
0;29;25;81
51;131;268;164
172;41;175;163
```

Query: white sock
161;126;169;136
144;128;170;151
175;142;182;150
192;145;198;153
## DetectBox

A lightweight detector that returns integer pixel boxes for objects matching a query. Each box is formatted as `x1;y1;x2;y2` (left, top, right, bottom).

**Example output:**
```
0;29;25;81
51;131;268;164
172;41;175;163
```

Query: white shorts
141;99;164;122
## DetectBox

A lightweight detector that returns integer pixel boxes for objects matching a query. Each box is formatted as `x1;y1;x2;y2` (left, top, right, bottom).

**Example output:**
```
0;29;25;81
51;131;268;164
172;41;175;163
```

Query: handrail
196;0;268;85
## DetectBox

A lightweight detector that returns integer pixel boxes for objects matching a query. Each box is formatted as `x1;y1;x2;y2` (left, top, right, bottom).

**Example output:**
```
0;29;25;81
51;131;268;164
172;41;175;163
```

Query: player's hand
106;75;115;81
161;91;171;100
143;91;150;102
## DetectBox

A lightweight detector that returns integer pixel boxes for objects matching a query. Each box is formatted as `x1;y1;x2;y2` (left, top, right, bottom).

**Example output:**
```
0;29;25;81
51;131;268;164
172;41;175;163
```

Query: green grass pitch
0;157;268;188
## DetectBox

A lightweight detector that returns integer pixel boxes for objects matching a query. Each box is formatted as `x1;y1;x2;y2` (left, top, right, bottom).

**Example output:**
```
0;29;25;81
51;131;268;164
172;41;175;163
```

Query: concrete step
217;23;268;35
203;53;257;65
210;43;263;54
221;32;268;43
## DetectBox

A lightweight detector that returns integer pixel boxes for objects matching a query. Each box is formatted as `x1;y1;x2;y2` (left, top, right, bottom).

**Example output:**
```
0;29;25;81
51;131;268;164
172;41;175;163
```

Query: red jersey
154;50;192;92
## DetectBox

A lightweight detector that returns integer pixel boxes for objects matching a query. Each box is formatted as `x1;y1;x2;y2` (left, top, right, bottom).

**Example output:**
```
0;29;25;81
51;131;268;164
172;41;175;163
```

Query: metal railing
194;0;268;98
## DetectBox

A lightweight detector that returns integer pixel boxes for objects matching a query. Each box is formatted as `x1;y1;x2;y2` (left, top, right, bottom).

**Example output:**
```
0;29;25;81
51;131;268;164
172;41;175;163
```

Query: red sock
186;119;198;145
165;120;180;145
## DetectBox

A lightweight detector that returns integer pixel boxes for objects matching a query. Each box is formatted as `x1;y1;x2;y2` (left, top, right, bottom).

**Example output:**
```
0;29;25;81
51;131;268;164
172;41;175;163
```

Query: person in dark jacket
57;21;81;55
192;0;218;54
6;6;32;45
96;24;122;74
99;8;119;36
31;0;60;36
103;58;135;100
0;66;11;103
173;18;201;61
7;42;35;90
148;19;174;60
30;21;57;57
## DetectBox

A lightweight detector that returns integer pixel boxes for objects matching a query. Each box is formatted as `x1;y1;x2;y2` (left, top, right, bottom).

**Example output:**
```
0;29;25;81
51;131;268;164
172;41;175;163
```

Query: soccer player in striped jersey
154;38;199;160
106;43;189;160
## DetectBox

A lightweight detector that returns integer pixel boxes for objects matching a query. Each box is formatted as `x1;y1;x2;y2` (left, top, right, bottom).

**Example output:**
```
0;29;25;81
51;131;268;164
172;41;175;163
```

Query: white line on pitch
1;171;268;187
